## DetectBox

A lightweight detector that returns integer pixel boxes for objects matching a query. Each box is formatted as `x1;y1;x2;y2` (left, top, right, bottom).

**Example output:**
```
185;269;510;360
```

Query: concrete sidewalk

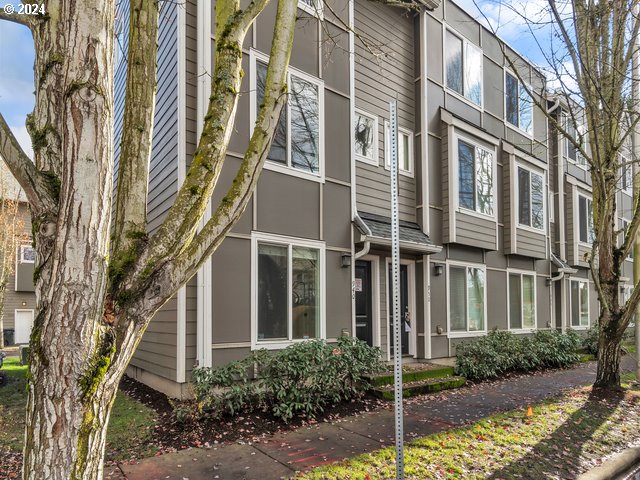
111;357;634;480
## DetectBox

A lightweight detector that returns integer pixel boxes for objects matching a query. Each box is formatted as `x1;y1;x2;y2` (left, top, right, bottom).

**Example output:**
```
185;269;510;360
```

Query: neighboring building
114;0;606;397
0;163;36;346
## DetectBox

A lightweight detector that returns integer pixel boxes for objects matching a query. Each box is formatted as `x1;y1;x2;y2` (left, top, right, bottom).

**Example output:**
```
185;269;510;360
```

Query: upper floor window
384;122;414;176
457;138;494;216
253;233;325;348
298;0;322;16
578;194;595;244
445;29;483;107
509;271;536;330
354;110;378;165
518;166;544;230
621;155;633;193
563;115;587;169
252;52;324;179
505;72;533;135
19;245;35;264
570;279;589;328
449;264;486;335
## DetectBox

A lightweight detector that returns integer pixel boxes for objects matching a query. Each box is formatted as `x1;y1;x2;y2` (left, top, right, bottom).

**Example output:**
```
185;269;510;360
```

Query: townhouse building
113;0;605;397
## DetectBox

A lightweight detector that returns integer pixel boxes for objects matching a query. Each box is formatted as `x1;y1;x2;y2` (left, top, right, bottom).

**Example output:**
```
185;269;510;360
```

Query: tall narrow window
384;123;414;176
509;272;536;329
518;167;544;230
621;155;633;192
564;115;587;168
505;72;533;134
449;265;486;334
354;111;377;164
578;195;595;244
445;29;483;106
570;280;589;327
457;139;494;216
254;55;323;176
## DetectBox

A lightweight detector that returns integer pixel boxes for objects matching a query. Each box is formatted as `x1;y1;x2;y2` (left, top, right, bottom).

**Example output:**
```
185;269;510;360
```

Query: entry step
372;375;466;400
367;364;455;387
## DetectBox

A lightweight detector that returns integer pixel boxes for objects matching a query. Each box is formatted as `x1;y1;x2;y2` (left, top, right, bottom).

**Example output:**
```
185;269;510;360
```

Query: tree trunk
594;320;623;389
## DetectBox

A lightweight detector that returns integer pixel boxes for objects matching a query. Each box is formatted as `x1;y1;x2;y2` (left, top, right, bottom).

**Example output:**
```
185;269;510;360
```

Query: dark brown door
355;260;373;346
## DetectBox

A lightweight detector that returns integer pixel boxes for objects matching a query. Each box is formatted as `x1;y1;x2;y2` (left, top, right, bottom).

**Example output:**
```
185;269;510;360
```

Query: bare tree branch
0;9;34;28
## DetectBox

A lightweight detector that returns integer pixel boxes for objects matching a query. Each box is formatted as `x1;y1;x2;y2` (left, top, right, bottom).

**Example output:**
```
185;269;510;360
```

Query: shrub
455;329;580;381
582;323;599;355
192;337;384;422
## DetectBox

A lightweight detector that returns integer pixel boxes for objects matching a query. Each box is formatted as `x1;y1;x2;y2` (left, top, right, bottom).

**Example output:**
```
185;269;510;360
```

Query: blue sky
0;0;553;159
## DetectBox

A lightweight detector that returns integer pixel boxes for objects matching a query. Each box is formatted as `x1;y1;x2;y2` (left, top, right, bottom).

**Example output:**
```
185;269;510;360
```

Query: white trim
298;0;324;18
354;108;379;166
503;69;534;138
249;49;325;183
176;4;187;383
384;121;415;178
576;192;595;247
446;260;488;338
569;278;590;328
384;258;417;360
442;25;484;110
250;232;326;350
13;309;35;345
212;342;252;350
506;269;537;331
514;162;546;233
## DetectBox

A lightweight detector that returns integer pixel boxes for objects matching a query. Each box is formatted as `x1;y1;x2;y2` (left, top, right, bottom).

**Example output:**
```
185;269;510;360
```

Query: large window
458;138;494;216
253;53;323;178
505;72;533;135
578;195;595;244
445;29;483;106
253;234;324;347
518;166;544;230
19;245;36;264
449;264;486;334
384;122;413;176
570;280;589;327
563;115;587;168
509;272;536;330
354;110;378;164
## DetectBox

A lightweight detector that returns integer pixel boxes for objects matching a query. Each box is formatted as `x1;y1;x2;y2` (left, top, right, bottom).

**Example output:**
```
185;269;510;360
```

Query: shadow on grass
488;389;625;480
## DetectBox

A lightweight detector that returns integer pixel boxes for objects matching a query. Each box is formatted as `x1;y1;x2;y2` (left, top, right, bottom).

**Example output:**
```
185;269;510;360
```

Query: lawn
0;356;158;474
298;378;640;480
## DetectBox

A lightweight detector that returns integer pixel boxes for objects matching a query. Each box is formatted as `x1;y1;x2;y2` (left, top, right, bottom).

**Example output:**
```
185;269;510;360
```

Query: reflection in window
564;115;587;168
384;123;413;174
258;244;288;340
518;167;544;230
509;273;536;329
292;247;319;339
449;265;485;333
457;139;494;216
571;280;589;327
505;72;533;134
578;195;595;243
255;59;321;175
445;30;482;106
354;112;377;162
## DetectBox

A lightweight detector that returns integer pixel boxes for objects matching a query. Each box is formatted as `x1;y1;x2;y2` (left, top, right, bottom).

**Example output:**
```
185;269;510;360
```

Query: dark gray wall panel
325;90;351;183
210;156;253;234
427;16;443;85
326;251;352;338
487;270;507;330
483;60;504;118
445;2;480;45
323;182;351;248
321;23;349;95
446;94;481;127
537;276;551;329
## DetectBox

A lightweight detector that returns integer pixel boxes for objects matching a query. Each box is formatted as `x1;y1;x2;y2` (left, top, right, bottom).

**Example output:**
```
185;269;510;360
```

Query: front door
388;264;409;356
355;260;373;346
14;309;34;345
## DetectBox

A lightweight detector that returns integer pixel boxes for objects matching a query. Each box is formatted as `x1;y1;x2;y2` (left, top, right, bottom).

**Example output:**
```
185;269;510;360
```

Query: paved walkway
110;357;635;480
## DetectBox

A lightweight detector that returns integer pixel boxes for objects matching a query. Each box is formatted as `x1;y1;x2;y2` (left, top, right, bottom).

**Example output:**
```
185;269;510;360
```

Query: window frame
577;193;595;246
516;163;546;233
297;0;323;18
249;49;325;183
563;114;587;170
443;26;484;110
446;261;488;338
384;121;414;177
453;132;497;220
251;231;326;350
354;109;379;166
507;269;537;332
621;154;633;193
570;279;590;329
19;244;36;264
504;70;534;137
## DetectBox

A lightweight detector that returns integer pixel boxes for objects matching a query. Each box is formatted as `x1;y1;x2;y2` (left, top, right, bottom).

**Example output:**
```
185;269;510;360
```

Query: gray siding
354;0;416;222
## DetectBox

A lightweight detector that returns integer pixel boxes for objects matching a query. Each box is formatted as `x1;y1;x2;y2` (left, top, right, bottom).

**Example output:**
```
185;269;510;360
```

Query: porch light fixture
341;252;352;268
434;264;444;276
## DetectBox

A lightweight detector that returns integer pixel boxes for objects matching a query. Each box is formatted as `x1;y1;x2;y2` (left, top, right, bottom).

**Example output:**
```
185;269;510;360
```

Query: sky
0;0;555;159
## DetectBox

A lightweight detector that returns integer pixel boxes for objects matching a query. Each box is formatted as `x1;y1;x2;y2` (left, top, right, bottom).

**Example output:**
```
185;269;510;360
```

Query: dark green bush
582;323;599;355
455;329;580;381
192;337;385;422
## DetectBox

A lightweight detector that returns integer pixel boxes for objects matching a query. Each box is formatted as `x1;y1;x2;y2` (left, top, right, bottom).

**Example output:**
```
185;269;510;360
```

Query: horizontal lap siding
354;0;416;222
455;212;496;250
516;229;546;259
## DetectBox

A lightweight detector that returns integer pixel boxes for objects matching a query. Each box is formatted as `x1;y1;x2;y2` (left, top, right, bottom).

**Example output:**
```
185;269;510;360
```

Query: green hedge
455;330;580;381
192;337;385;422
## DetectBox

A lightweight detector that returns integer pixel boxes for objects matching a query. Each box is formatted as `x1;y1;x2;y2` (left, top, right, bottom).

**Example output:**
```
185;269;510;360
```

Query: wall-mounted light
434;264;444;276
341;253;352;268
21;301;27;307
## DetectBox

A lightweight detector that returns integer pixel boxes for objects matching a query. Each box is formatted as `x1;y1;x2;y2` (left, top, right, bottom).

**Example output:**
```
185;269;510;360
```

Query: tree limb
111;0;159;256
0;9;34;28
0;112;54;214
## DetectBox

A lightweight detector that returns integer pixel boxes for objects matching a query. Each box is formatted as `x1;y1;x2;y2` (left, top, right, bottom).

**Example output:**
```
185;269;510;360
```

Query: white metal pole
389;100;404;479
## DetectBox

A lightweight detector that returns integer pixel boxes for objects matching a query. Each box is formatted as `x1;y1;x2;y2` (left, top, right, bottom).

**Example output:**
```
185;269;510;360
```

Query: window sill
564;156;588;171
445;87;483;112
264;161;324;183
383;164;414;178
356;155;379;167
517;224;545;235
570;325;589;331
509;328;537;334
506;123;533;139
447;331;487;339
252;338;323;350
